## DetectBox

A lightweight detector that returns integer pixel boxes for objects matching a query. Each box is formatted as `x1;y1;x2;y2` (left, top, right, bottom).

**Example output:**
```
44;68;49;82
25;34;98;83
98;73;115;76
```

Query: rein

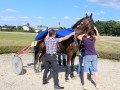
15;38;44;56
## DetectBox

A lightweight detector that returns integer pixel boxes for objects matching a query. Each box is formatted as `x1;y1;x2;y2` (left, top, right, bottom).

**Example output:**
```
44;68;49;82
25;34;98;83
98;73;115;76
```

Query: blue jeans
77;50;84;74
58;53;66;66
77;51;94;75
83;55;98;72
58;53;66;62
77;56;83;74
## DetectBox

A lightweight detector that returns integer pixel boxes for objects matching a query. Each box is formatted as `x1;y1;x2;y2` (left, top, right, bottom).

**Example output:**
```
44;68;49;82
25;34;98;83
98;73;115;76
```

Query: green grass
0;32;37;46
95;37;120;60
96;41;120;54
0;32;120;60
0;32;37;54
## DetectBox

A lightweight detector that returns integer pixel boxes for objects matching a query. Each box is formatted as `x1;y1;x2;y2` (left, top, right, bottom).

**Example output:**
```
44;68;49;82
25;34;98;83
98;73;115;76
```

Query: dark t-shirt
82;36;97;55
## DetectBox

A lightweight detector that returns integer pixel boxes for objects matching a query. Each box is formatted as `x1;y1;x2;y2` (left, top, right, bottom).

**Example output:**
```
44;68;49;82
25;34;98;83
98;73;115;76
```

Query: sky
0;0;120;28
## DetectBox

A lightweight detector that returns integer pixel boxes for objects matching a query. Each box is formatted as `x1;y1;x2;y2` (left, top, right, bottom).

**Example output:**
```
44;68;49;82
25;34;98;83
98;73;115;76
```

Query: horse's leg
70;53;76;78
34;42;45;73
34;50;41;73
65;53;72;80
34;51;37;72
38;52;45;72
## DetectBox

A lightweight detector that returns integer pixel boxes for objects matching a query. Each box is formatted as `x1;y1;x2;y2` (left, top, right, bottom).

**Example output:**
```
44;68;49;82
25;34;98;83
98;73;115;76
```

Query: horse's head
72;13;95;36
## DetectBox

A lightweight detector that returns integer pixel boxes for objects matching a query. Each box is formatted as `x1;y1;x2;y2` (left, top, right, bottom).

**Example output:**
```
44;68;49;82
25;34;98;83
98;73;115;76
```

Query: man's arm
59;32;75;42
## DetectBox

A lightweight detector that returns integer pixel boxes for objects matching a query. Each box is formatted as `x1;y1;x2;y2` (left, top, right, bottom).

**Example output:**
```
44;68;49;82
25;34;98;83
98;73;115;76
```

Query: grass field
0;31;37;46
95;36;120;60
0;31;120;60
0;31;37;54
96;36;120;54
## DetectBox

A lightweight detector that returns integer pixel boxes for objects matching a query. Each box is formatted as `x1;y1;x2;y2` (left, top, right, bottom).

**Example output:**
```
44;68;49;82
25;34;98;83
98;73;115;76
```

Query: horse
34;13;95;80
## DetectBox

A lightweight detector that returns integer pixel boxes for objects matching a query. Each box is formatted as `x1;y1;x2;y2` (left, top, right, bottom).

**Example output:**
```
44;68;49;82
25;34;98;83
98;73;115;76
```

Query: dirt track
0;53;120;90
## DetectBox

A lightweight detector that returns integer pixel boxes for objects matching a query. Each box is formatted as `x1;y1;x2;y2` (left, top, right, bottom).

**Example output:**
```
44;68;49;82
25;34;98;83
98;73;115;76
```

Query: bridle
76;17;90;28
74;17;94;46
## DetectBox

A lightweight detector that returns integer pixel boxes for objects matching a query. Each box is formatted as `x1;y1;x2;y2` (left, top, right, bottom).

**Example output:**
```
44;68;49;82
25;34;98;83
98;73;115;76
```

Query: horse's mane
71;17;86;29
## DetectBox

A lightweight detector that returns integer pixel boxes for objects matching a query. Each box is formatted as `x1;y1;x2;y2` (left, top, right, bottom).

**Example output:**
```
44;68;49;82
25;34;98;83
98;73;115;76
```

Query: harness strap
15;38;44;56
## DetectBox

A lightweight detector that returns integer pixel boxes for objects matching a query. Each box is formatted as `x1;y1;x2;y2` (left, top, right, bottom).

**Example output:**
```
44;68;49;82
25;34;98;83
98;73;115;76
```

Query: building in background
49;27;59;30
34;26;48;32
1;25;16;29
22;25;32;31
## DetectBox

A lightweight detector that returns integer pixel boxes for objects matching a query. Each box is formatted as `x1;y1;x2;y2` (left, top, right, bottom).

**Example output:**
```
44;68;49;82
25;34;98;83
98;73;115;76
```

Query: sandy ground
0;53;120;90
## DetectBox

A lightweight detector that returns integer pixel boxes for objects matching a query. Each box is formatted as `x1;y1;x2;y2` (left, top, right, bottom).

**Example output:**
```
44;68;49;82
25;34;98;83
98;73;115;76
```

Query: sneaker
54;85;64;89
83;86;87;90
58;62;61;66
43;81;48;85
96;85;99;89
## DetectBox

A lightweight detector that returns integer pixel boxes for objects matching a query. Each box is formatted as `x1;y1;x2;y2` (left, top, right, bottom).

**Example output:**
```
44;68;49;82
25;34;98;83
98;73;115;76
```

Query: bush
0;46;119;61
97;51;120;61
76;51;120;61
0;46;34;54
0;46;24;54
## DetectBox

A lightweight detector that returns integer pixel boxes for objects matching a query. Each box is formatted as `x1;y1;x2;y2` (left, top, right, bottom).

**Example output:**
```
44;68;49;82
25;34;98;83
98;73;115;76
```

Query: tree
26;23;30;27
115;21;120;36
95;20;105;35
17;25;24;32
95;20;120;36
58;27;66;30
105;20;116;35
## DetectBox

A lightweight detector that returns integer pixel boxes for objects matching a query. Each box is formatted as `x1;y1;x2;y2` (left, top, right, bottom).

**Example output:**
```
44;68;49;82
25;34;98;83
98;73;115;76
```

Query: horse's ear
90;13;92;18
86;13;88;17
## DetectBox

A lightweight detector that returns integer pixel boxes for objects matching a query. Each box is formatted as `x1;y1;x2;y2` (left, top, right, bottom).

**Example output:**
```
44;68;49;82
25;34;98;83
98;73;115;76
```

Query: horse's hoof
70;74;74;78
63;60;66;67
70;76;74;78
65;78;69;81
71;77;76;80
34;69;38;73
63;64;66;67
41;65;44;67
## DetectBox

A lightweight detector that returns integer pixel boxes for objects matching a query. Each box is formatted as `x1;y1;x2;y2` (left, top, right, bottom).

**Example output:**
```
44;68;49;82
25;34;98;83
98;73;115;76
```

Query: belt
46;54;56;56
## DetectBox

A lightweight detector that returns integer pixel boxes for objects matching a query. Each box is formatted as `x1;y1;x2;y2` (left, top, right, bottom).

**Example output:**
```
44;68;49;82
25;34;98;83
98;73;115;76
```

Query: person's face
53;32;56;37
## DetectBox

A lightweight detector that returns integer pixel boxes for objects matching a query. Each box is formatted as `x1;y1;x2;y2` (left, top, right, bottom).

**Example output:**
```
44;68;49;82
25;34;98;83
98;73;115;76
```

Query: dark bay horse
34;13;95;80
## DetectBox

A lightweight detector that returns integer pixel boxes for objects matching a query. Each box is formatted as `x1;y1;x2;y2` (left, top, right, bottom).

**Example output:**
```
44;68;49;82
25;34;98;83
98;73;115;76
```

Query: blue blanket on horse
35;28;74;40
34;28;74;51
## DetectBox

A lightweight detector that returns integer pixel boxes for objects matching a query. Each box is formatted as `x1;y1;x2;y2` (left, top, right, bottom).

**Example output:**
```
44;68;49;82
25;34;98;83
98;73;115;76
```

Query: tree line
0;25;35;33
95;20;120;36
0;20;120;36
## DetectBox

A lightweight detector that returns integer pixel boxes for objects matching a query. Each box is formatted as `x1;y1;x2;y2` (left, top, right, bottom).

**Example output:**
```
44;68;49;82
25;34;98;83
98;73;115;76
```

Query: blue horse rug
34;28;74;51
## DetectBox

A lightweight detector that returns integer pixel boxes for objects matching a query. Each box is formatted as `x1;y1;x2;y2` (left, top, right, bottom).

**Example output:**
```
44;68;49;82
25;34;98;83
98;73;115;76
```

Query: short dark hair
49;29;56;36
86;30;94;36
86;30;94;40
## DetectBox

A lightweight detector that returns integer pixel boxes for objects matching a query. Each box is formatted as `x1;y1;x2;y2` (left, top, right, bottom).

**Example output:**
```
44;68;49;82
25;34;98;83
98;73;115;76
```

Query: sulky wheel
12;56;23;75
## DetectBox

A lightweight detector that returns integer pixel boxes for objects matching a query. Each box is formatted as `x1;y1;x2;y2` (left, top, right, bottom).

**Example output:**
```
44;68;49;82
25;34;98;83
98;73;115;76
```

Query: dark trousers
43;54;59;86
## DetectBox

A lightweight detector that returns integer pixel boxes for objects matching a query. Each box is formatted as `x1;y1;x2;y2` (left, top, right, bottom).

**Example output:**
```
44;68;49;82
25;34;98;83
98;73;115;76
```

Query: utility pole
58;22;61;28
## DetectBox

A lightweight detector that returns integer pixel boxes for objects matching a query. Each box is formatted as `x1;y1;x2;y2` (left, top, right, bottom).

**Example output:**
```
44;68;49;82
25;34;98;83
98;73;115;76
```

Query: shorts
83;55;98;72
